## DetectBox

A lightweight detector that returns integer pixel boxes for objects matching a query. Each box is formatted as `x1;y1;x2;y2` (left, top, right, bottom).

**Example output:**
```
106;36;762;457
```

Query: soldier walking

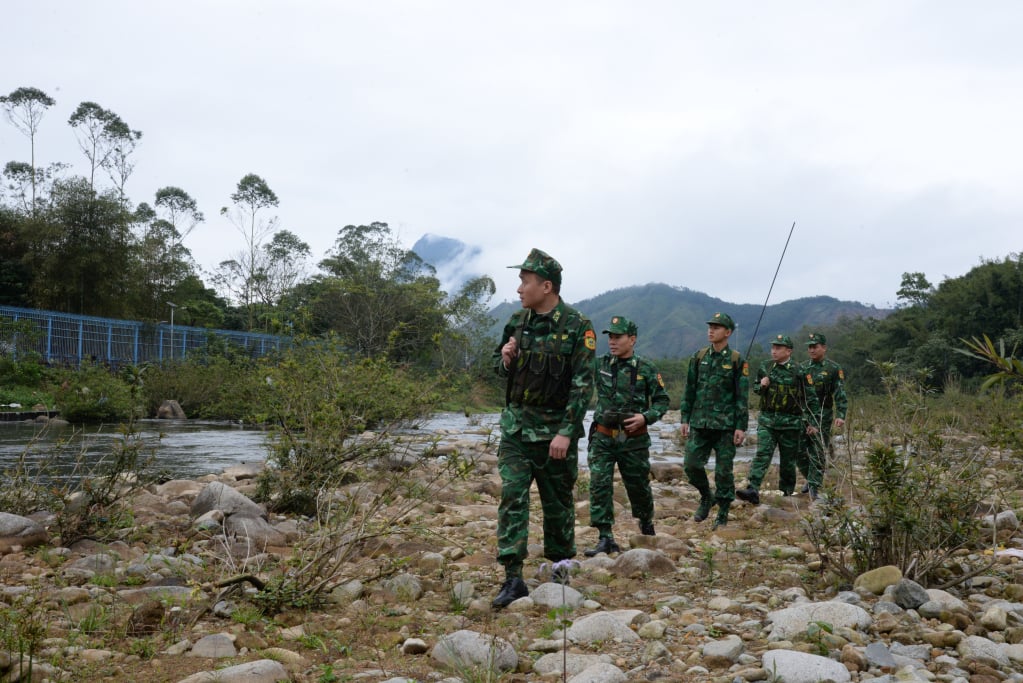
737;334;821;504
584;316;671;556
797;332;848;498
491;248;596;608
680;313;750;529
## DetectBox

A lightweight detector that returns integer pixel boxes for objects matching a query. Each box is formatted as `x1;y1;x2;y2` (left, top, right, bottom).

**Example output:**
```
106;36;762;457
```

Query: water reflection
0;411;759;482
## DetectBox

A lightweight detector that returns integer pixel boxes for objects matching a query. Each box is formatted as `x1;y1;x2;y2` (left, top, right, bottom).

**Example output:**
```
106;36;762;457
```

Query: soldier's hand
834;418;845;429
549;434;570;460
733;429;745;446
806;425;819;436
680;423;690;438
760;376;770;388
622;413;645;431
501;336;519;368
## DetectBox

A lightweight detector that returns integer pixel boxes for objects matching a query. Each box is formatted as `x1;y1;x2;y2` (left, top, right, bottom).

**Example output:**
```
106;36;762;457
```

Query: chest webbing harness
505;309;574;408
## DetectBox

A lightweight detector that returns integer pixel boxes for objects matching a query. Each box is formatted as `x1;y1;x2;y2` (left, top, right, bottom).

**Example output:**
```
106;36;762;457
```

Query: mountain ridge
487;282;888;359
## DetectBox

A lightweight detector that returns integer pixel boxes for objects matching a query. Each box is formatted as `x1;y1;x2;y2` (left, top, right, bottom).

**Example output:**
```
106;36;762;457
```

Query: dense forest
2;86;1021;401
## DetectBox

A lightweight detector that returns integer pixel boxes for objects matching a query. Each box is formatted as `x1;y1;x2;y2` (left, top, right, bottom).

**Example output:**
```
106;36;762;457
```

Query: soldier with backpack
679;312;750;529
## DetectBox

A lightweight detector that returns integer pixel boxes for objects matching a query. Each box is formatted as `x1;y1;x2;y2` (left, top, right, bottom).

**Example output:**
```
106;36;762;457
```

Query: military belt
595;424;648;439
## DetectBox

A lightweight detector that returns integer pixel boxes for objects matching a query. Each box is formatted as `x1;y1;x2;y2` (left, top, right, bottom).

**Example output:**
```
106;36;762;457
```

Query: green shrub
53;364;135;422
141;356;267;420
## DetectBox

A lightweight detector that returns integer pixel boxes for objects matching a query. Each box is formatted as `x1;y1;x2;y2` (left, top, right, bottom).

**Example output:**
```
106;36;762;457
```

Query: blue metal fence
0;305;291;366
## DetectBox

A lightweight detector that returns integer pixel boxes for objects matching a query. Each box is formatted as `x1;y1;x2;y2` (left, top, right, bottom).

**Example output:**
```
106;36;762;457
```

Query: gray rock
401;638;428;654
609;548;676;577
383;573;423;602
873;600;904;615
567;663;628;683
982;510;1020;531
223;514;287;548
891;578;930;610
957;634;1009;667
531;581;585;609
864;642;898;668
761;649;852;683
431;629;517;673
0;512;48;551
702;634;744;665
191;481;266;518
188;633;236;658
980;605;1008;631
766;600;872;641
156;399;186;419
174;659;288;682
567;612;641;644
533;653;612;677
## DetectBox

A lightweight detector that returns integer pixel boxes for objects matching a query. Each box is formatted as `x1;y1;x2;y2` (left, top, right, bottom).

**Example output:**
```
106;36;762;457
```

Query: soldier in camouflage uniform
680;312;750;529
491;248;596;608
584;316;671;556
796;332;848;499
737;334;821;505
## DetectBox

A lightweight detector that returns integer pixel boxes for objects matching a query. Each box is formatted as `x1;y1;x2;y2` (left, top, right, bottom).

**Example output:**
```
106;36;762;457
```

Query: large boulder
156;399;186;419
0;512;48;552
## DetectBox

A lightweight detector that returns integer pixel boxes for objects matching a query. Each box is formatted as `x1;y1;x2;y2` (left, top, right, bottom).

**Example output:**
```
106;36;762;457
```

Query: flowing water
0;411;758;482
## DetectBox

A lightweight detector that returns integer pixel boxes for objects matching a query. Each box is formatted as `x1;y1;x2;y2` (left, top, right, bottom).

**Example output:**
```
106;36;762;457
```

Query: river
0;411;757;482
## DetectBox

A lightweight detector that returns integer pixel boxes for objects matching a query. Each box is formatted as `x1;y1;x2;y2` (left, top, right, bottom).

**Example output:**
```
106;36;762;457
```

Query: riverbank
1;419;1022;682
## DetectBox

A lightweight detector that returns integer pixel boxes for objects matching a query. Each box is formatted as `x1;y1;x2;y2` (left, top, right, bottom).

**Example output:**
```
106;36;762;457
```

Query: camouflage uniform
797;333;848;489
747;336;821;494
494;259;595;579
588;317;670;537
680;315;750;511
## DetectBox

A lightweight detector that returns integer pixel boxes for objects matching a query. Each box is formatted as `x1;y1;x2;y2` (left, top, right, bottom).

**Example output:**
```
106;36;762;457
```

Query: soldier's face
707;324;730;345
807;343;826;361
607;333;636;359
517;271;551;310
771;344;792;363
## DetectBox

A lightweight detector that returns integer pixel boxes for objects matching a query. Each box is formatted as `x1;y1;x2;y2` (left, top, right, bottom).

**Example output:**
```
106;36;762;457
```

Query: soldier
737;334;821;504
797;332;848;499
490;248;596;609
584;315;671;556
679;312;750;529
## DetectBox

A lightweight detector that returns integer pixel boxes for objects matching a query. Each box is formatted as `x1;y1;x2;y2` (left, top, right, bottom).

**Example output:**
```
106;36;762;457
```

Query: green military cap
706;312;735;331
602;315;638;336
806;332;827;346
771;334;794;348
508;248;562;286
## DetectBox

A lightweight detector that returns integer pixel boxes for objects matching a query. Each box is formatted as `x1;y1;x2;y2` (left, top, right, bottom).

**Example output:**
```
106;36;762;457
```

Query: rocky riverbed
2;414;1023;683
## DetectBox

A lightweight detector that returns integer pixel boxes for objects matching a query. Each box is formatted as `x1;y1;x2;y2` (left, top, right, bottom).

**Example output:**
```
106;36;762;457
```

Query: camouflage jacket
679;345;750;431
753;360;822;429
799;357;848;421
494;299;596;441
593;353;671;438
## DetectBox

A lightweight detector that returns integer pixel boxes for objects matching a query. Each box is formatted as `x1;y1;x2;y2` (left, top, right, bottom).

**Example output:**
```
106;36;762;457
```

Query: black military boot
808;486;819;501
800;483;811;494
584;536;621;557
736;486;760;505
713;503;730;530
491;577;528;608
639;520;656;536
693;496;715;522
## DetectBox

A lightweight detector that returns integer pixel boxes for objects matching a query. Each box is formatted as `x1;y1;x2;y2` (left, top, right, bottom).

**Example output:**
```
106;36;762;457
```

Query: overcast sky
4;1;1021;310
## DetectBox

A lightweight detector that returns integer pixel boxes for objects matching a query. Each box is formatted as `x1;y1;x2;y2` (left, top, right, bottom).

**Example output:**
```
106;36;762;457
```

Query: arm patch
584;329;596;350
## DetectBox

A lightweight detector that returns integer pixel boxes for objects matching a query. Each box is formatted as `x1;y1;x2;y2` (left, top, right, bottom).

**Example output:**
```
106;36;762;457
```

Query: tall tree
313;222;447;362
0;87;56;213
67;102;138;193
216;173;279;330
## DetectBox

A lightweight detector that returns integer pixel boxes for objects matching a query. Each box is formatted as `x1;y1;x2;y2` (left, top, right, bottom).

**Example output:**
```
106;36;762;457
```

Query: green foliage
54;363;136;422
803;363;990;586
255;337;440;514
140;355;267;419
0;589;47;681
958;334;1023;390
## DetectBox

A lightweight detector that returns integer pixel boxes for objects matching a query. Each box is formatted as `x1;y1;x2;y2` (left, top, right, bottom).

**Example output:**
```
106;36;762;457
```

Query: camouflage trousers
496;434;579;578
748;425;801;493
587;434;653;534
797;410;834;488
684;428;736;504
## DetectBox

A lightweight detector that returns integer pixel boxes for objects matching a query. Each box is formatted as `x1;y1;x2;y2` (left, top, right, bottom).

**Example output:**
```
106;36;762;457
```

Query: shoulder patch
742;362;749;376
584;329;596;351
838;369;845;380
656;372;665;388
806;374;814;385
